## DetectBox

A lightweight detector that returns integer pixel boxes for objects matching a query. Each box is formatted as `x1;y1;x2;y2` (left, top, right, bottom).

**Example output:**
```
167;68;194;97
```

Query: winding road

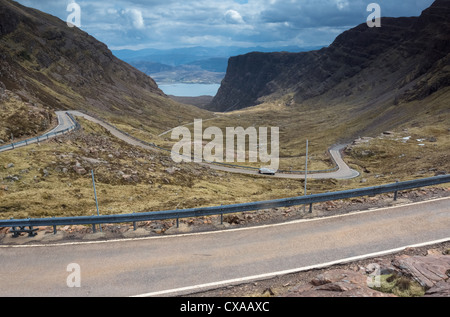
67;111;359;180
1;110;359;179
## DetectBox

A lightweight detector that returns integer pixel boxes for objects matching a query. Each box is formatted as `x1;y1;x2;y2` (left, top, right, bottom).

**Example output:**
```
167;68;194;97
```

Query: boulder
122;174;139;182
73;165;87;175
5;175;19;182
165;167;179;175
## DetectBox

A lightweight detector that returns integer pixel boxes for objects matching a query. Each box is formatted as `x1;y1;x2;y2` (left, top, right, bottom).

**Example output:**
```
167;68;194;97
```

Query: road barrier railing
1;174;449;236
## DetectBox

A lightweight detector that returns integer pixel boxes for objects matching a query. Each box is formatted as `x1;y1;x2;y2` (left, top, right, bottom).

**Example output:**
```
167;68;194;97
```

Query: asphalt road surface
0;197;448;297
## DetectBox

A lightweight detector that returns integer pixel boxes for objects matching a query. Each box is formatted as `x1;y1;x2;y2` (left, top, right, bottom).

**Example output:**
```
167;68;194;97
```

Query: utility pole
303;139;309;212
304;139;308;196
91;170;102;232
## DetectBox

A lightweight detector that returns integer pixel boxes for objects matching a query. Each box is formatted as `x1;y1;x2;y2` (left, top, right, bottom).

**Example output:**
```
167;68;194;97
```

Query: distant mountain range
112;46;323;84
112;46;322;66
209;0;450;112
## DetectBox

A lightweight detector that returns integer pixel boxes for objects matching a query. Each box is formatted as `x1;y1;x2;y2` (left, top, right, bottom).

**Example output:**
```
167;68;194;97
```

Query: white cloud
335;0;349;11
125;8;145;30
225;9;245;24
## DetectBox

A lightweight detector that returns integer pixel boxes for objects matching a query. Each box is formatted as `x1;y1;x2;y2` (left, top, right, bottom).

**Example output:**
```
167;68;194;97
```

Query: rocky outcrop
285;251;450;297
209;0;450;112
392;254;450;289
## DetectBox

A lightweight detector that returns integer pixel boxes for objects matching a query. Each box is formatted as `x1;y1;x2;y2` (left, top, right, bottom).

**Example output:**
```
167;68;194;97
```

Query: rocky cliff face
0;0;208;131
209;0;450;112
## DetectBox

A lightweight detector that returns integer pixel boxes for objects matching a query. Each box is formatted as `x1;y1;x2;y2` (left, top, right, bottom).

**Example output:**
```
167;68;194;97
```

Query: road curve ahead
67;111;359;180
202;144;360;180
0;197;448;297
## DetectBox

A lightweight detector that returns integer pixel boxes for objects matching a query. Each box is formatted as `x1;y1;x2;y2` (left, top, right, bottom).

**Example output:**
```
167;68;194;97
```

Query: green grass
371;274;426;297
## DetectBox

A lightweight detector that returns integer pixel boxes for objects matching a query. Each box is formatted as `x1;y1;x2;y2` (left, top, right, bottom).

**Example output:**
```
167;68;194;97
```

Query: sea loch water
158;83;221;97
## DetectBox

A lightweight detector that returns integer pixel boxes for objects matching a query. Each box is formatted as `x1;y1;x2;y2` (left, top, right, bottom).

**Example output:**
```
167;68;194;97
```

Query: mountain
187;58;229;73
209;0;450;112
0;0;209;133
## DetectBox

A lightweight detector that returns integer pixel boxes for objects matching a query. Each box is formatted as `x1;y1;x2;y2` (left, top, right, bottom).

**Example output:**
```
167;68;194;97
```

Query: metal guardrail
0;112;80;152
1;175;448;234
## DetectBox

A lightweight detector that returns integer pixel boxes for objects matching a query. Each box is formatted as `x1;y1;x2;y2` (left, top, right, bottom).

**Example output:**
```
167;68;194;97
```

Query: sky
15;0;435;51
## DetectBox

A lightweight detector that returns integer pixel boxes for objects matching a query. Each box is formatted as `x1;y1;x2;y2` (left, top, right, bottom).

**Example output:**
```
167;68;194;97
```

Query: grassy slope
0;118;316;219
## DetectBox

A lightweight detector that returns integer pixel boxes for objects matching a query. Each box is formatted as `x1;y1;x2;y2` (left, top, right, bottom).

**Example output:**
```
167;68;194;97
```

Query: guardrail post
92;223;96;233
51;217;56;234
394;180;399;201
309;203;313;213
176;215;179;228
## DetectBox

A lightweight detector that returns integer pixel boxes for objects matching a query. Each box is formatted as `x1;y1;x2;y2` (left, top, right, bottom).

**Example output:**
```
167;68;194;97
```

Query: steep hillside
0;0;211;134
209;0;450;113
0;88;54;143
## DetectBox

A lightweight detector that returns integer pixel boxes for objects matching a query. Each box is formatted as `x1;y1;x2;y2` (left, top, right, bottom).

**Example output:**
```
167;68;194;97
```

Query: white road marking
1;196;448;249
132;237;450;297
